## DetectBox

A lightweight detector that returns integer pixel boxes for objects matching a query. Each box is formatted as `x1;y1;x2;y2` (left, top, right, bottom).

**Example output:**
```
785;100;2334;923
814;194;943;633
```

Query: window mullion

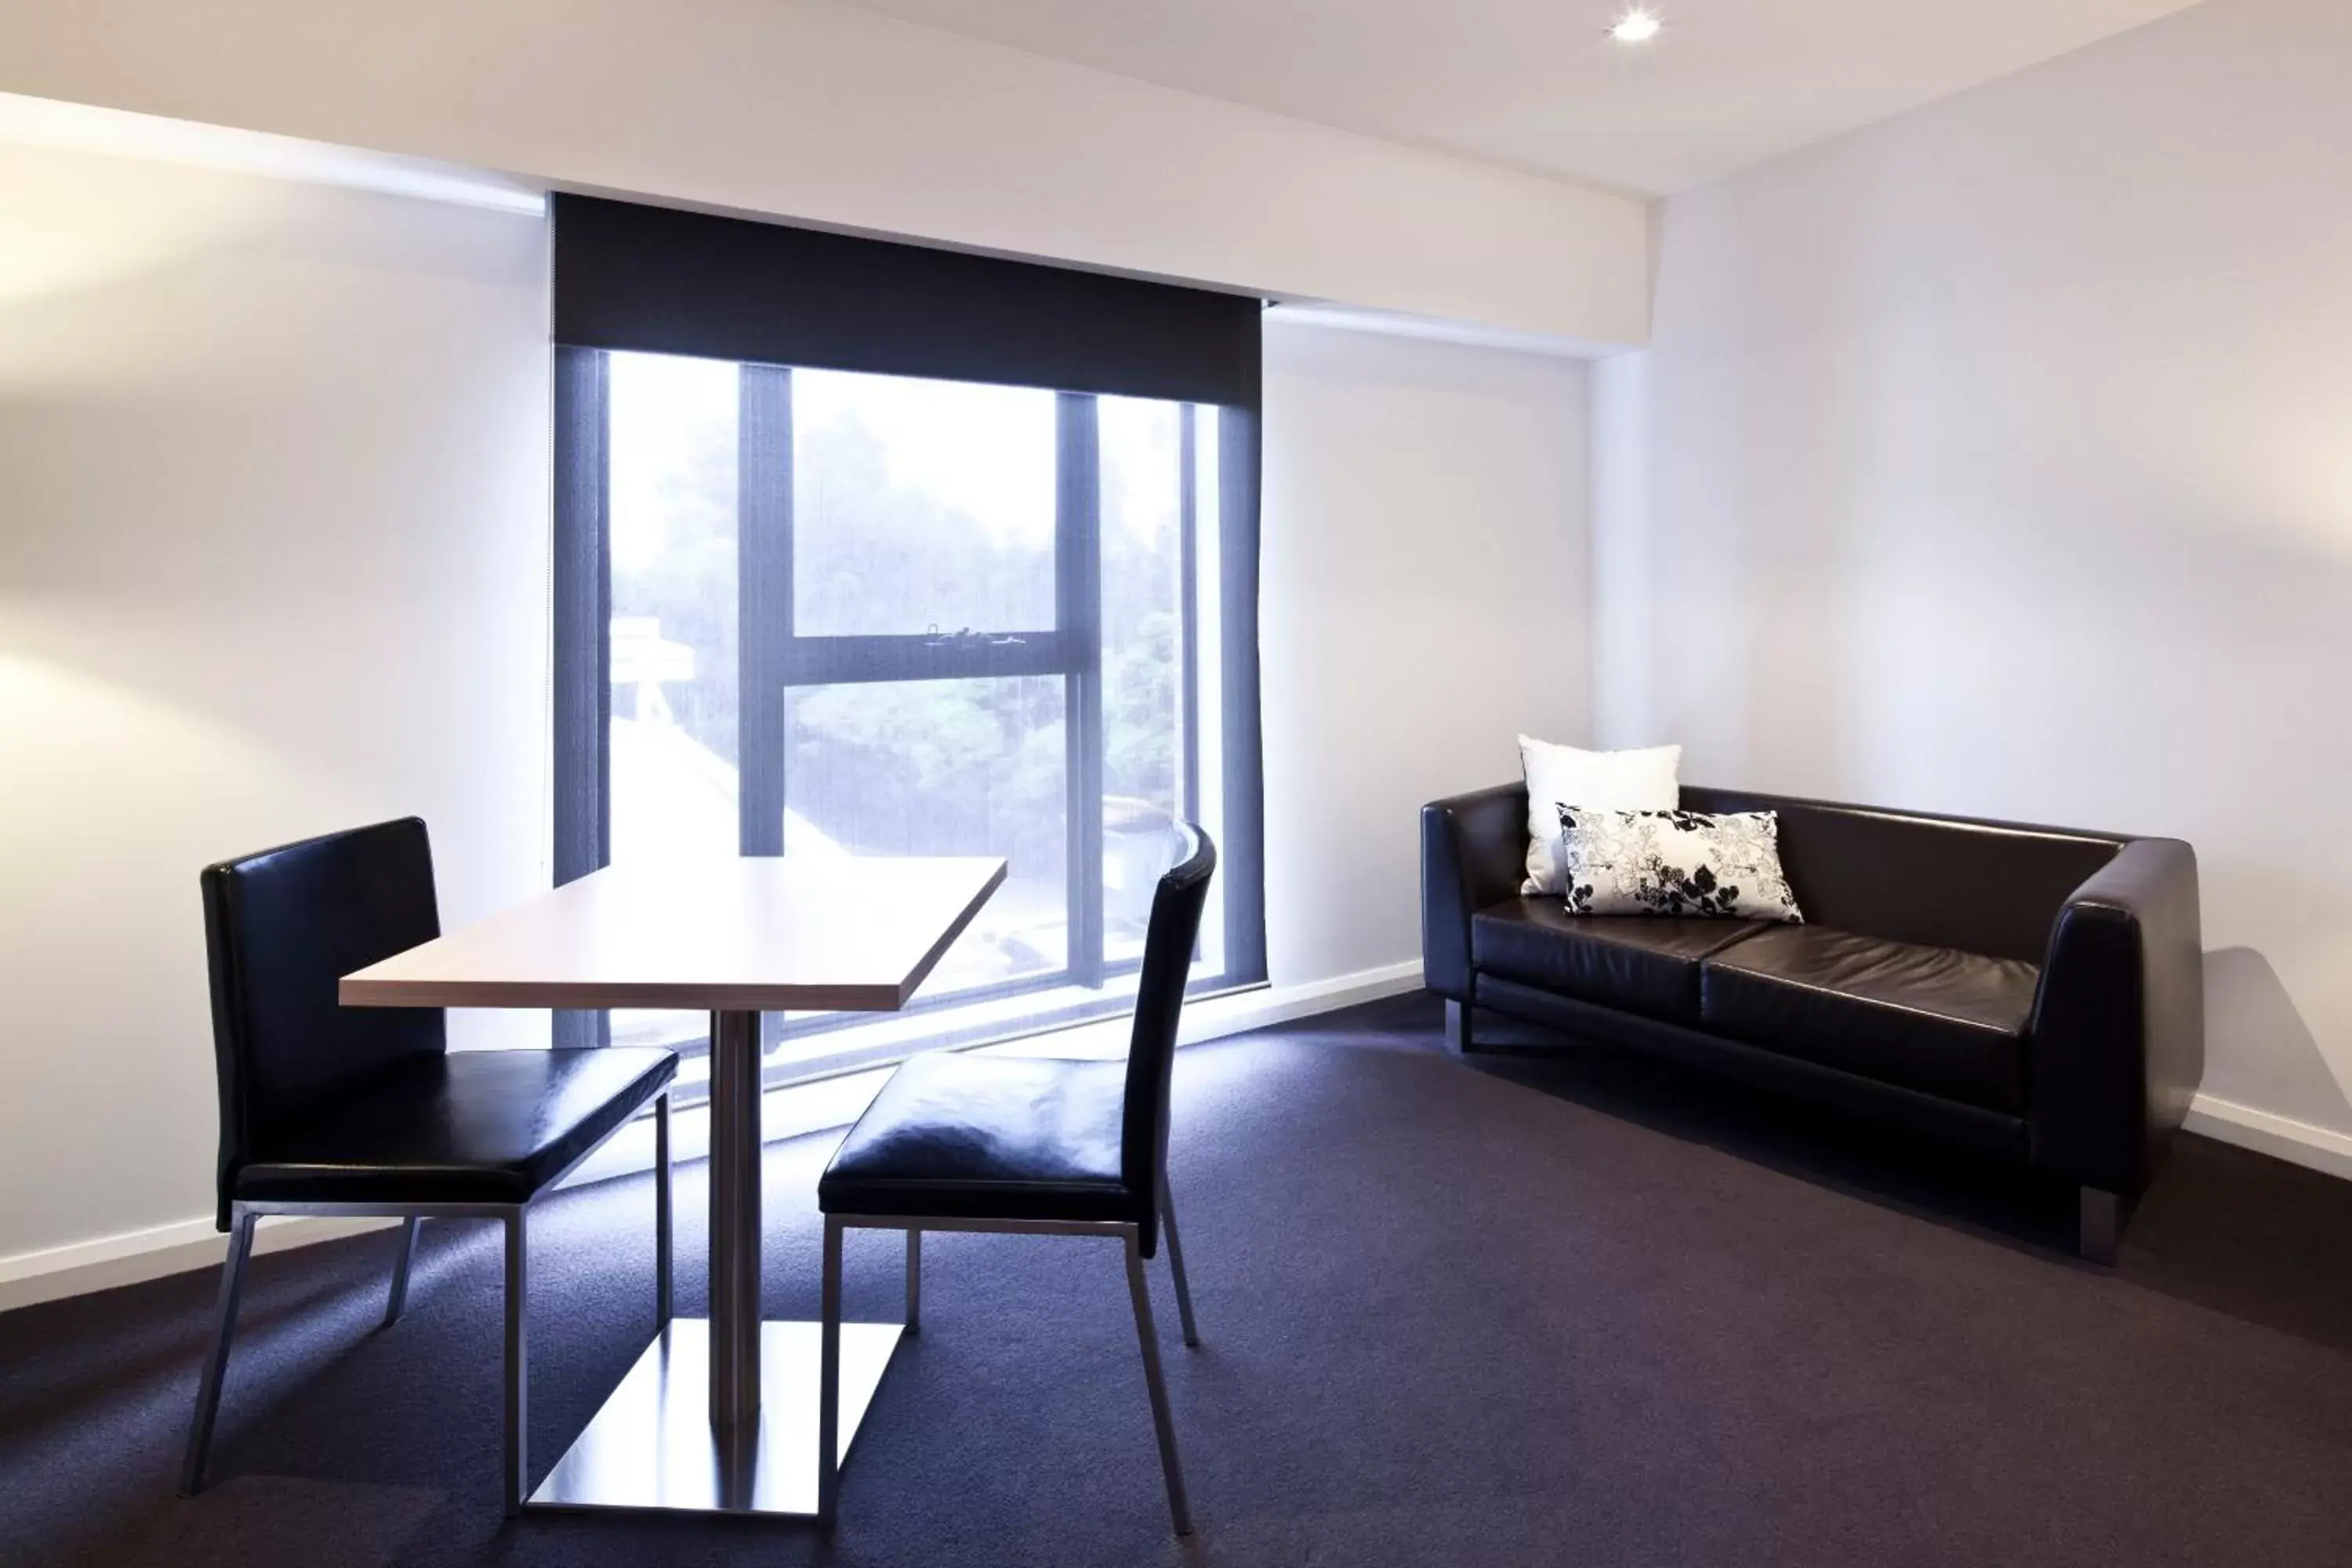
739;364;793;858
1057;392;1105;989
1218;404;1268;986
1178;404;1202;824
552;345;612;1051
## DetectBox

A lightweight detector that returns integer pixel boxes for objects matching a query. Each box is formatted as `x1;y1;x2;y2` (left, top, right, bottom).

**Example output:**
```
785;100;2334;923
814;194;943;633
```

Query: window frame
555;348;1260;1086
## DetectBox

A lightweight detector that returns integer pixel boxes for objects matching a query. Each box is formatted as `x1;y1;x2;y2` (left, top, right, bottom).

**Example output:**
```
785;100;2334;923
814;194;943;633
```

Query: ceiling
837;0;2201;194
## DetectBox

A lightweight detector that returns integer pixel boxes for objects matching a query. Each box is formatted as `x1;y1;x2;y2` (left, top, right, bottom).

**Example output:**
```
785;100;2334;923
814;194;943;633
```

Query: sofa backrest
1681;786;2124;963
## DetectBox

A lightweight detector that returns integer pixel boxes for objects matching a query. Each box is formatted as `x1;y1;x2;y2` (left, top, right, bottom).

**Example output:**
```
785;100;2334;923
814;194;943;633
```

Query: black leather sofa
1422;783;2204;1261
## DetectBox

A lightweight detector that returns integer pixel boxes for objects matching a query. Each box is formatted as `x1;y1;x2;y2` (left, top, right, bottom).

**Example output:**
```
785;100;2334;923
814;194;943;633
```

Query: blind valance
551;194;1261;408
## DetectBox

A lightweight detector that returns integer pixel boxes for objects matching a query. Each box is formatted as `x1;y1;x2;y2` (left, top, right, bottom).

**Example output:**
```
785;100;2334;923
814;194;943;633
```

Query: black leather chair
185;818;679;1512
815;824;1216;1535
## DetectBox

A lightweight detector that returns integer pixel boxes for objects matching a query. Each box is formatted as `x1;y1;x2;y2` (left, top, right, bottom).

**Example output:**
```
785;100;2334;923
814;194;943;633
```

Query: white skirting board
0;960;1428;1315
2182;1093;2352;1183
0;1214;409;1316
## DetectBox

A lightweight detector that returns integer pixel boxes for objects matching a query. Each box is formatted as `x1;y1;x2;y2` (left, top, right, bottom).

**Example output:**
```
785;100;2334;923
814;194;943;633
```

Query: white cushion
1516;735;1682;895
1555;806;1803;922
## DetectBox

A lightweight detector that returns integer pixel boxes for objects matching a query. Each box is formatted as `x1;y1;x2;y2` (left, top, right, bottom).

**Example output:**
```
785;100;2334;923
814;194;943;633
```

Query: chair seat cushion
818;1051;1145;1226
236;1047;677;1208
1699;927;2038;1112
1472;898;1767;1023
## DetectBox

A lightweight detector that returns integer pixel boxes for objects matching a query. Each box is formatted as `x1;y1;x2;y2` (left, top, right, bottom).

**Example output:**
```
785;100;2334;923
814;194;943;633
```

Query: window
563;350;1258;1089
551;195;1264;1091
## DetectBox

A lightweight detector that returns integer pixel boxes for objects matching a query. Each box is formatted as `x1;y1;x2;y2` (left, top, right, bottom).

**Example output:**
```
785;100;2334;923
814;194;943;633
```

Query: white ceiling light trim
0;92;545;216
1609;8;1664;45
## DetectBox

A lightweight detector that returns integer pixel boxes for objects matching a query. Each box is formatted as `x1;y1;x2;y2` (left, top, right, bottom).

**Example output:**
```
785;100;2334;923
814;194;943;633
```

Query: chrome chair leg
1159;1182;1200;1348
503;1210;528;1515
1123;1225;1192;1536
655;1091;673;1326
818;1217;844;1529
905;1228;921;1334
382;1218;421;1328
180;1207;258;1497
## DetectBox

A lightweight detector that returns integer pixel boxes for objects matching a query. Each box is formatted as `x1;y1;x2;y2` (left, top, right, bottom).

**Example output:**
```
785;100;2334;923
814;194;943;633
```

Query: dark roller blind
551;194;1261;408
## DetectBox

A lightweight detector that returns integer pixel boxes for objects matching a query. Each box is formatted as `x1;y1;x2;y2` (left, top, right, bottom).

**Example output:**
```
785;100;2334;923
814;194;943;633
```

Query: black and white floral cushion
1555;806;1804;921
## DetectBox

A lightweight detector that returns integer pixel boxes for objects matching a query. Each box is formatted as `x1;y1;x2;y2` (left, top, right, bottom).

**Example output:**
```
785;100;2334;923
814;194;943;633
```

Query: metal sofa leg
1445;998;1475;1054
383;1218;421;1328
818;1217;844;1529
2078;1186;2125;1266
1159;1181;1200;1348
1123;1226;1192;1536
655;1091;673;1327
180;1207;258;1497
503;1210;529;1515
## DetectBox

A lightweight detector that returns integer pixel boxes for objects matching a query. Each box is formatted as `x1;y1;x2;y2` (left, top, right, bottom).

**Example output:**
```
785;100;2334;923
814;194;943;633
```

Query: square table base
527;1317;902;1517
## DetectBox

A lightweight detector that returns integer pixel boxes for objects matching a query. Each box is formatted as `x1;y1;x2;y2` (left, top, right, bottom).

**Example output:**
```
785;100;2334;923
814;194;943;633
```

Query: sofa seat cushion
1472;899;1767;1024
1699;927;2038;1112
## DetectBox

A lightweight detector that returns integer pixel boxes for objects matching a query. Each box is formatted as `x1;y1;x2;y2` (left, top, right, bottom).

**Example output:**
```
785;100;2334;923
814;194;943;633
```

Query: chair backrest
199;818;445;1227
1122;822;1217;1255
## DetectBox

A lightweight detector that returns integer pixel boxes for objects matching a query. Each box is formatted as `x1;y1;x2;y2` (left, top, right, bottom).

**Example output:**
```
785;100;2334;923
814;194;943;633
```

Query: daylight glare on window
601;351;1227;1067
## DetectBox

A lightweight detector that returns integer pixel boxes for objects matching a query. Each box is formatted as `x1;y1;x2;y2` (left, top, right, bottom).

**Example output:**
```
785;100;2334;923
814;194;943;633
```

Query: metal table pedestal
527;1009;904;1518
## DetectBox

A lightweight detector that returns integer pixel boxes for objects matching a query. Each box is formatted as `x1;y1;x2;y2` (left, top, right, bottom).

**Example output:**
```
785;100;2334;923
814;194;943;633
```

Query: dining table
338;852;1007;1518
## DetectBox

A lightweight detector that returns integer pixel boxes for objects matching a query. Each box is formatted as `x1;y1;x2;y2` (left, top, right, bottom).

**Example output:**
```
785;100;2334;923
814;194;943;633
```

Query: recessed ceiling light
1610;8;1664;45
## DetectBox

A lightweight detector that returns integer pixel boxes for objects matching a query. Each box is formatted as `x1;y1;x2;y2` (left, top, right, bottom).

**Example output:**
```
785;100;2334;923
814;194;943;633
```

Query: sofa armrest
1421;782;1530;1000
2027;837;2204;1196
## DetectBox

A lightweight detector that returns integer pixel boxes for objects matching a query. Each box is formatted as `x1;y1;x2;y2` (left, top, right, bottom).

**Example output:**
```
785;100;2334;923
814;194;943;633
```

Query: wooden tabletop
339;856;1007;1013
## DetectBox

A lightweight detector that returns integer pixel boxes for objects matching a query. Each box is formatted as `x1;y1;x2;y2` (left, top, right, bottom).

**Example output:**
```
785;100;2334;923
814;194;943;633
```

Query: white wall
0;140;553;1266
1592;0;2352;1158
0;137;1601;1297
0;0;1648;349
1263;321;1592;987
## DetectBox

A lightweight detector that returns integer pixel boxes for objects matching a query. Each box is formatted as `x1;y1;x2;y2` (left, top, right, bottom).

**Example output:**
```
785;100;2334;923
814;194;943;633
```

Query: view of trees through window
604;352;1217;1059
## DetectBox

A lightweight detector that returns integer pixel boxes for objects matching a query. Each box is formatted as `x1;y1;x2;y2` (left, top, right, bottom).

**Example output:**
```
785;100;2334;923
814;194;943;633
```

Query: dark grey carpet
7;993;2352;1567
